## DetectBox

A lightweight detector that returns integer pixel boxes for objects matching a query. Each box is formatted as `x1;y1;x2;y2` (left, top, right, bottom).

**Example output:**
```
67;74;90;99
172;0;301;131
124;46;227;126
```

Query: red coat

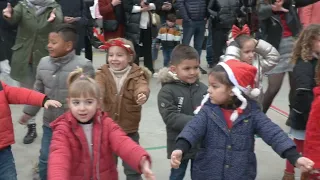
304;86;320;169
48;110;150;180
0;81;45;150
98;0;125;41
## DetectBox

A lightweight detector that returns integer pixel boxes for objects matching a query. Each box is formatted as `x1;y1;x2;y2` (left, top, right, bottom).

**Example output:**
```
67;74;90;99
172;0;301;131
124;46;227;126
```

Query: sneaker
282;171;295;180
23;124;37;144
199;67;207;74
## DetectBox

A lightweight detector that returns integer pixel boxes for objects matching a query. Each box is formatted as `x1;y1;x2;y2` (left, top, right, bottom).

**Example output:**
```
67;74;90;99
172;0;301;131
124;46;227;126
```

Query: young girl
171;60;315;180
223;24;280;105
48;68;155;180
284;24;320;180
95;38;151;179
0;81;60;180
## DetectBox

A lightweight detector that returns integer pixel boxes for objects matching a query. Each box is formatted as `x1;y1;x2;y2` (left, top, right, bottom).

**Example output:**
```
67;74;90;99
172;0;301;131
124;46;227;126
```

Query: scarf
26;0;54;16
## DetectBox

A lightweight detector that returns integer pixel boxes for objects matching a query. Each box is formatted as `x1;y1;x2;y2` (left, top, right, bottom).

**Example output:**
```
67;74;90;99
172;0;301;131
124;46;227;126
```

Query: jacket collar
50;51;76;65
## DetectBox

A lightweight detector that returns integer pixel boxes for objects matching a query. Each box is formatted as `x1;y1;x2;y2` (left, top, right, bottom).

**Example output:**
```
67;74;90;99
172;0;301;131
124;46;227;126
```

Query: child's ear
169;65;176;73
66;41;73;52
229;88;235;96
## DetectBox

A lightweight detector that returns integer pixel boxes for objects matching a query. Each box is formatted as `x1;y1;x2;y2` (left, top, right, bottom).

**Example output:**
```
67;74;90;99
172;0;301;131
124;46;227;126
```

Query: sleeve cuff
283;147;302;166
42;96;50;107
175;138;191;155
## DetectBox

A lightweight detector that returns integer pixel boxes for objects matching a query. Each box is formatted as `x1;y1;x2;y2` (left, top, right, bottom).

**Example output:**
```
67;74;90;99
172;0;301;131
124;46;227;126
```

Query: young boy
157;44;207;180
156;13;181;67
0;81;61;180
19;24;95;180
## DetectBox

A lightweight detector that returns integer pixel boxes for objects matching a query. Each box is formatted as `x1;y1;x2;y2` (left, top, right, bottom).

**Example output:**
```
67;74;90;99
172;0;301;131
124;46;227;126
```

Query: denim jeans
182;20;206;58
162;48;173;67
169;159;193;180
0;146;17;180
206;21;213;65
39;126;53;180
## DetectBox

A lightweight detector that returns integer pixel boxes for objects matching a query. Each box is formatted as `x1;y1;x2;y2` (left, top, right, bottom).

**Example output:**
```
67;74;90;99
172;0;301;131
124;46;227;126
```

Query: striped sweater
156;23;181;48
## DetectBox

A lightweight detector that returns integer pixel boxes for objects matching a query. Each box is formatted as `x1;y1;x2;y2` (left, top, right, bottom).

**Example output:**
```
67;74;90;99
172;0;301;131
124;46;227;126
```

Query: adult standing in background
298;1;320;28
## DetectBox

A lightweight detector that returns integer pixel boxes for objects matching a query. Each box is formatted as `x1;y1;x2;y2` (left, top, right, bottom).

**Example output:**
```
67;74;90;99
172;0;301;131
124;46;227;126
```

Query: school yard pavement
9;49;299;180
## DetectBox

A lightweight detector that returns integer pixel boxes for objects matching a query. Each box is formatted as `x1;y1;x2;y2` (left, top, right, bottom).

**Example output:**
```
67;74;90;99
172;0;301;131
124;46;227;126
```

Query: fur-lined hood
157;67;201;84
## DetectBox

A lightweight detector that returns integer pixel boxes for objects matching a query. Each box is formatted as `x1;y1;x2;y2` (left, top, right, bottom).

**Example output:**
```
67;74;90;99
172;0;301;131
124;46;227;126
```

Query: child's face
166;20;175;27
170;59;199;84
312;36;320;54
240;40;256;65
207;75;233;105
47;32;73;58
108;46;131;71
68;96;99;123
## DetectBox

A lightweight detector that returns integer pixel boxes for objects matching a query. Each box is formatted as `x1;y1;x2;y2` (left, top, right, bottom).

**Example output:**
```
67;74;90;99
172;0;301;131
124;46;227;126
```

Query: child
48;68;155;180
19;24;95;180
284;24;320;180
223;24;280;105
156;13;181;67
170;60;315;180
95;38;151;180
157;44;207;180
0;81;60;180
2;0;63;144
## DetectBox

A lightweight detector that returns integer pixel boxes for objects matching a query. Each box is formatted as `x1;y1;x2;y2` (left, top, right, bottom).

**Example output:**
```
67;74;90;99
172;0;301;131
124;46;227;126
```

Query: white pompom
230;111;239;121
250;88;261;97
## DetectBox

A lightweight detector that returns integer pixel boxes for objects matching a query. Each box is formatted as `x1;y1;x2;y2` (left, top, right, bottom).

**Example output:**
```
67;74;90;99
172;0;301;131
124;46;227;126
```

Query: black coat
257;0;320;49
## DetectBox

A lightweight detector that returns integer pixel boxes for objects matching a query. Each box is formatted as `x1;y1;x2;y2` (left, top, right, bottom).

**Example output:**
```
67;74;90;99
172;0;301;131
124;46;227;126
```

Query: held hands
162;3;172;11
2;3;12;18
140;0;150;12
111;0;121;6
295;157;314;172
170;150;183;169
271;0;289;12
140;156;156;180
47;8;56;22
136;93;147;105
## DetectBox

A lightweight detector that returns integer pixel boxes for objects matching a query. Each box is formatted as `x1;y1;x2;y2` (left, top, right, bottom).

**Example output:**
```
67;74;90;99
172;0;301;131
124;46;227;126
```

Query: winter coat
5;0;63;82
23;51;95;127
222;39;280;104
95;64;151;133
298;1;320;28
176;0;208;22
208;0;242;29
177;100;296;180
123;0;161;44
98;0;125;41
157;68;207;160
0;81;46;150
304;86;320;169
48;110;150;180
289;57;317;130
257;0;319;49
156;23;181;49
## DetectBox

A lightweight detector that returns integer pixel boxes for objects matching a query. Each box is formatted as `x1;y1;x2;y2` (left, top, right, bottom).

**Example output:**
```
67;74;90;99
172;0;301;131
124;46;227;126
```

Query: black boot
23;124;37;144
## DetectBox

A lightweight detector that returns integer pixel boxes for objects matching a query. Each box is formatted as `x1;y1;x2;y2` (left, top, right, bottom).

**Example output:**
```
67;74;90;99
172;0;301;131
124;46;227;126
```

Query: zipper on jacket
72;127;88;179
96;116;102;180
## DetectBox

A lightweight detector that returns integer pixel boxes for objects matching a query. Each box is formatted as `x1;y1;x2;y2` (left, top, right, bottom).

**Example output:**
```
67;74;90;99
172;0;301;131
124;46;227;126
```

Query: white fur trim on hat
194;94;210;114
230;87;247;121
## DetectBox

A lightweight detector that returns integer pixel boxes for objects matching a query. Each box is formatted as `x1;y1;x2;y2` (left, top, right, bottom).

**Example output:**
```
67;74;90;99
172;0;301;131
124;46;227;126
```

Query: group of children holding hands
1;8;320;180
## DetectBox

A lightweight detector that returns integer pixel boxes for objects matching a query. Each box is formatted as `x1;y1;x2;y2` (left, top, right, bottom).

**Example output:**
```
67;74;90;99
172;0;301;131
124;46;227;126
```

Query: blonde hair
106;38;136;64
67;68;100;99
291;24;320;64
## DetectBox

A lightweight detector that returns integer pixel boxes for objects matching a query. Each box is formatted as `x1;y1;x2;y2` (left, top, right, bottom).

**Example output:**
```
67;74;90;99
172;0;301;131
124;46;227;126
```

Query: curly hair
291;24;320;65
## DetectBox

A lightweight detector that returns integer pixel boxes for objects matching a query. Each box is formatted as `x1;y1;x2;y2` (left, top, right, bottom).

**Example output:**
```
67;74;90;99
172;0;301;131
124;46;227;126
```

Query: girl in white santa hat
170;60;315;180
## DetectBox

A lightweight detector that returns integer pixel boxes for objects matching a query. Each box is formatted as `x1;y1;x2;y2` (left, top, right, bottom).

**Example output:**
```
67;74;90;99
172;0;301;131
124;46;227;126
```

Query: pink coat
298;1;320;28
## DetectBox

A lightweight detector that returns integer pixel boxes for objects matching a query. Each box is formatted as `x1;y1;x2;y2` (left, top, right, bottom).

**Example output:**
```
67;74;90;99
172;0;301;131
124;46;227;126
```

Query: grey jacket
222;39;280;104
23;51;95;127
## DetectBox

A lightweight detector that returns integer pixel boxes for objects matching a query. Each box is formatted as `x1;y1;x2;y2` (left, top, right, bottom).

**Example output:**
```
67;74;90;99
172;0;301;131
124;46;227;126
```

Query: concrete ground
6;49;299;180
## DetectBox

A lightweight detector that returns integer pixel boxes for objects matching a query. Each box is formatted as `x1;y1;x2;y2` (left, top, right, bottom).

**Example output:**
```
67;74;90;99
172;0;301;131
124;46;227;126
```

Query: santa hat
194;60;260;121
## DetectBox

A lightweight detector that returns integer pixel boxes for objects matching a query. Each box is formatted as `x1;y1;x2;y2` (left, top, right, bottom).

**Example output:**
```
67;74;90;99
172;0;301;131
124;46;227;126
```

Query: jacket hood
314;86;320;97
157;67;201;84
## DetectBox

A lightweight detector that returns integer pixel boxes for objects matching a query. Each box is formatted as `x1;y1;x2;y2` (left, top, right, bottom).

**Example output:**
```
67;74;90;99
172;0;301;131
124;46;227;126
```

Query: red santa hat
194;60;260;121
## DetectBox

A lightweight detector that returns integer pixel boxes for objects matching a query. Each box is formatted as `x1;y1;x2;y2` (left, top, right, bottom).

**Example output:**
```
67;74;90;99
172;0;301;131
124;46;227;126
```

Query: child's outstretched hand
170;150;182;169
44;100;62;109
295;157;314;172
140;156;155;180
136;93;147;105
2;3;12;18
47;8;56;22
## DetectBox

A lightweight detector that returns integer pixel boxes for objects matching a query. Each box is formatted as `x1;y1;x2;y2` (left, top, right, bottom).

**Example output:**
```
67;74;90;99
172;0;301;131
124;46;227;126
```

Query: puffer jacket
176;0;208;21
157;68;207;160
0;81;46;150
48;110;151;180
23;51;95;127
222;39;280;104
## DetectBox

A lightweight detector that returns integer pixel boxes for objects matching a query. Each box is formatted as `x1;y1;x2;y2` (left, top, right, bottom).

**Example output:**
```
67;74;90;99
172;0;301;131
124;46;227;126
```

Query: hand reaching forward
295;157;314;172
140;156;156;180
136;93;147;105
44;99;62;109
271;0;288;12
3;3;12;18
47;8;56;22
170;150;182;169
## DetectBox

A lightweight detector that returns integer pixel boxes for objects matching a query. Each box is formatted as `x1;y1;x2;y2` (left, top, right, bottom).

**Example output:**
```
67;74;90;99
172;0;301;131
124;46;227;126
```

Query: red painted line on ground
270;105;289;117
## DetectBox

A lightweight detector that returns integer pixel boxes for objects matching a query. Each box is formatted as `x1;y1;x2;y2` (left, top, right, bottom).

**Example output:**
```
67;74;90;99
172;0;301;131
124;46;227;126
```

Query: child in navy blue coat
170;60;315;180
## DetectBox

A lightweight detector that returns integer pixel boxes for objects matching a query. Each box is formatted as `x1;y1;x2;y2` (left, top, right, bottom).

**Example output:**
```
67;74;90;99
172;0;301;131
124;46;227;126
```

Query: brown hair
170;44;199;65
106;38;136;64
291;24;320;64
67;68;100;99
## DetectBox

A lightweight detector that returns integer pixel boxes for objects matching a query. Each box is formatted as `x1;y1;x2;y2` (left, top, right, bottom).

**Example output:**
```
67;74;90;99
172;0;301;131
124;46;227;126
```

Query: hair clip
104;39;134;55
